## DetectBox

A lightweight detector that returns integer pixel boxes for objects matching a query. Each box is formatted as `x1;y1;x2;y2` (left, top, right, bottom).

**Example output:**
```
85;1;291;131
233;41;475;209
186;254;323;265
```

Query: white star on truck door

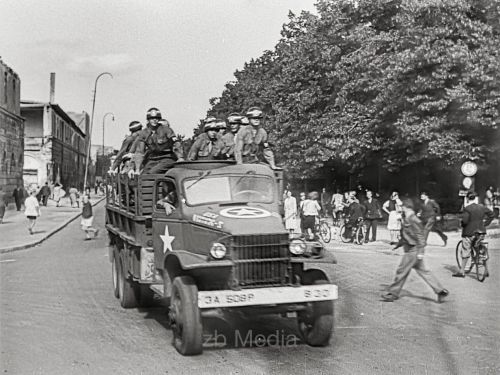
160;225;175;253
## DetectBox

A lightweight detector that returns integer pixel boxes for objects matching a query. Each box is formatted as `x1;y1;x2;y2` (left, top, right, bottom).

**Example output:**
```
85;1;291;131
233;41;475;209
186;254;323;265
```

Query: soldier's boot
263;148;282;170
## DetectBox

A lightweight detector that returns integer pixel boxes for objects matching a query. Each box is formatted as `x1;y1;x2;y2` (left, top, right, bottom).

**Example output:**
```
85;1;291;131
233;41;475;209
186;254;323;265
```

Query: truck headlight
289;239;306;255
210;243;227;259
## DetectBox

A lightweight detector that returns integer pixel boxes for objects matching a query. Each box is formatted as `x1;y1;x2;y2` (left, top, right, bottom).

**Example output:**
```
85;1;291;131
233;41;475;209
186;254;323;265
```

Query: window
11;153;16;169
183;174;274;206
155;180;178;215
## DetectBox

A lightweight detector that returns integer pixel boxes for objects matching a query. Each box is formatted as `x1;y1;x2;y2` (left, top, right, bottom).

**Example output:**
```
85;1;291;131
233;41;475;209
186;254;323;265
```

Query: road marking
0;259;16;263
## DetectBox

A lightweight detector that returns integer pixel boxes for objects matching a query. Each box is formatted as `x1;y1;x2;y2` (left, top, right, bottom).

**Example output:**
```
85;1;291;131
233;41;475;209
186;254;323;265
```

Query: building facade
0;59;24;196
22;102;88;189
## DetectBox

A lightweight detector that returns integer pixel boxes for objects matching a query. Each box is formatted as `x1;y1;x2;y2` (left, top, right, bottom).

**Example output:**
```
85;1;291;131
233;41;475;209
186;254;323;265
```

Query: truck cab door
152;178;186;270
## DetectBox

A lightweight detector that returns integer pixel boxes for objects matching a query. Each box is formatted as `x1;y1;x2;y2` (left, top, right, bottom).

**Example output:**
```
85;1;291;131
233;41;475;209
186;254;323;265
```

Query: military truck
105;161;337;355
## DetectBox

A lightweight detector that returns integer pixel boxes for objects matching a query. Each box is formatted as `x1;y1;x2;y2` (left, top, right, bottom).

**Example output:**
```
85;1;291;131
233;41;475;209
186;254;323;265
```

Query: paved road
1;203;499;374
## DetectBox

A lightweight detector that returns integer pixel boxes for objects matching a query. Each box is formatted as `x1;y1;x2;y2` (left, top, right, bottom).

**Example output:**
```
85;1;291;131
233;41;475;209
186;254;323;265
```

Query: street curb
0;198;106;254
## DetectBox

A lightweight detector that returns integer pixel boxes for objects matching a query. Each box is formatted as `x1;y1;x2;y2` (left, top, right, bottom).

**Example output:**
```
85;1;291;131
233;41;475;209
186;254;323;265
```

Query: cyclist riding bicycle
453;192;495;277
343;196;366;241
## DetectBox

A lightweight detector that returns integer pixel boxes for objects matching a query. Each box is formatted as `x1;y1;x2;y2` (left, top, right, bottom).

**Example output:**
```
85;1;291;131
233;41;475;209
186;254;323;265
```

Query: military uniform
221;131;237;159
234;124;273;165
187;133;224;161
112;132;141;172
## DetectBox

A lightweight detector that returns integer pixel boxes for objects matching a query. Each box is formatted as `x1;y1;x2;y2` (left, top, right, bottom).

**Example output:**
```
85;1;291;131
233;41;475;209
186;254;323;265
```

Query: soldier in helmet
129;107;184;175
221;112;242;160
216;119;227;136
187;117;225;161
234;107;278;169
110;120;143;174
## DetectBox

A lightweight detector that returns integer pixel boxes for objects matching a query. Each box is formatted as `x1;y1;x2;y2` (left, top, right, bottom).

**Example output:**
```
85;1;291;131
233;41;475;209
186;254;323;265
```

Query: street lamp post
83;72;113;192
102;112;115;156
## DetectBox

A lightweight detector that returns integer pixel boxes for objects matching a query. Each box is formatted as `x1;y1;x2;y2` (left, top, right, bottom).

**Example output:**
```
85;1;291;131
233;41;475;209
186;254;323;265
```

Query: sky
1;0;317;149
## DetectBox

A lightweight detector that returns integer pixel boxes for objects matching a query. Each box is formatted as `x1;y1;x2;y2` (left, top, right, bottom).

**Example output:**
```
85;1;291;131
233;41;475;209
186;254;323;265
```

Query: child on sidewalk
81;195;99;240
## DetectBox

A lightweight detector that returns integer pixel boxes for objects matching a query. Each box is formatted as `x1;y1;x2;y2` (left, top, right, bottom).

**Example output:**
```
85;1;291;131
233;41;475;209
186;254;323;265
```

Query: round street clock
461;161;477;177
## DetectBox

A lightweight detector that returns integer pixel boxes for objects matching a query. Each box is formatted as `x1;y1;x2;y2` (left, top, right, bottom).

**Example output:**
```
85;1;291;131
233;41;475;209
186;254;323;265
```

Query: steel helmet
146;107;162;120
216;119;227;130
246;107;263;119
227;112;242;124
203;116;218;132
128;121;142;131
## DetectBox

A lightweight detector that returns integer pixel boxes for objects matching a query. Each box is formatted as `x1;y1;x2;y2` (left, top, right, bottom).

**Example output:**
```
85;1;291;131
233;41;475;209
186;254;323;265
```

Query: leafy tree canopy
205;0;500;179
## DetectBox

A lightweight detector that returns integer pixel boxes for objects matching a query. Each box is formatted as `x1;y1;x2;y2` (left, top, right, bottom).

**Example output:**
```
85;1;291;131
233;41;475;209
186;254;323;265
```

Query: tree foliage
206;0;500;179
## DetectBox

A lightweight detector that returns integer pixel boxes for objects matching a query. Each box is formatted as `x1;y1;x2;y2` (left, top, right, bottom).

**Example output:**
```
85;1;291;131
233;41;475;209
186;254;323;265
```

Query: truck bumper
198;284;338;309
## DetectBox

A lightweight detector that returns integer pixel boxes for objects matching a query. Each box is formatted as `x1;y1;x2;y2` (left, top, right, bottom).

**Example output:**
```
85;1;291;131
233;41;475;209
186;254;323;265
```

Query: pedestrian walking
381;198;449;303
284;191;297;234
69;187;80;208
417;192;447;246
320;187;331;218
363;190;382;242
53;183;65;207
39;182;51;206
383;191;403;245
298;192;306;234
24;190;41;234
12;185;24;211
81;195;99;240
302;191;321;240
0;186;7;224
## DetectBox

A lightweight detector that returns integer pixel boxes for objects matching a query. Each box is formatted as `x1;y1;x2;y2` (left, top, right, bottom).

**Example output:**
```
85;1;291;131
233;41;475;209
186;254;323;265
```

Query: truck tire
169;276;203;355
118;259;138;308
111;247;120;298
297;271;334;347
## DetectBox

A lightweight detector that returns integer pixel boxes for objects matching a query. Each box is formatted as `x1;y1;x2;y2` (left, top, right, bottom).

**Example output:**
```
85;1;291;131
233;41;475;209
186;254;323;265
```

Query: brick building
0;58;24;196
22;101;88;189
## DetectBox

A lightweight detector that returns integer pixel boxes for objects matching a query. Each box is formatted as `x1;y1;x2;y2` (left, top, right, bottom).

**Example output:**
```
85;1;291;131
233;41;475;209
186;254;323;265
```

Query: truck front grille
230;234;291;287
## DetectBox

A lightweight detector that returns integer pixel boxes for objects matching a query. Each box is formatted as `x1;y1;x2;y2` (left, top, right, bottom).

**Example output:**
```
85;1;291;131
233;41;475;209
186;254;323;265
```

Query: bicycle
455;232;489;282
314;217;332;243
339;217;366;245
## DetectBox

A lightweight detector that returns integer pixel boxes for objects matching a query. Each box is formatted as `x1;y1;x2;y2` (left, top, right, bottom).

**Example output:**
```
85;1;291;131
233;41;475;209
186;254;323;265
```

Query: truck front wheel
118;259;138;308
297;271;334;346
169;276;203;355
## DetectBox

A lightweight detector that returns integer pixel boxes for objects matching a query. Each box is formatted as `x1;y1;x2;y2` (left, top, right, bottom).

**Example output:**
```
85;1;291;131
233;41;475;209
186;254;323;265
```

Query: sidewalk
0;194;105;253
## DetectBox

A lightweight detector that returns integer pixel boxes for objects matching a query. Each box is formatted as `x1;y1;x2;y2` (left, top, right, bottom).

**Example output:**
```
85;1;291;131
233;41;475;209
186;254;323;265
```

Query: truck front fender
164;251;233;280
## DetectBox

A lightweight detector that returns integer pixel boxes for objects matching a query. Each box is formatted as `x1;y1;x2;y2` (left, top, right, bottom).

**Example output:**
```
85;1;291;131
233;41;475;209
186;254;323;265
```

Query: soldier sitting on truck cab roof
127;108;184;176
109;120;143;174
220;113;241;160
156;181;177;215
234;107;279;169
187;117;225;161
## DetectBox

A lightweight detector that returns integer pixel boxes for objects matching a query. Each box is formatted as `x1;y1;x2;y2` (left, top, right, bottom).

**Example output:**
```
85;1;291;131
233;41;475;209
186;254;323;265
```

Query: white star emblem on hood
160;225;175;253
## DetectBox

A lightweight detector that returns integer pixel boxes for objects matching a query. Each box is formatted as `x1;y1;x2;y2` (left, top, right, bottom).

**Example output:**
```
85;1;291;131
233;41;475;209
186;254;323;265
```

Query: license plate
198;284;338;308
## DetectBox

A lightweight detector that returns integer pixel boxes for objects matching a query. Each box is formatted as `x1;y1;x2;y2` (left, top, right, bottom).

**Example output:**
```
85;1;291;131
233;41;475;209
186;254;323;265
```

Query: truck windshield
183;175;274;205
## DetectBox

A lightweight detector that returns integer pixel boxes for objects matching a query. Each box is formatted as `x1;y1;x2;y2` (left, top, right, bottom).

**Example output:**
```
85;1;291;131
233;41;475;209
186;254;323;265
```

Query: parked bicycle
455;231;489;282
340;217;366;245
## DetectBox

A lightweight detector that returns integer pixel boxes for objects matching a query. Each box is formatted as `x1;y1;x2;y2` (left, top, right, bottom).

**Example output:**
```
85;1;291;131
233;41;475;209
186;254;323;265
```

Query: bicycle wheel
355;226;365;245
339;225;351;243
476;245;489;282
319;222;331;243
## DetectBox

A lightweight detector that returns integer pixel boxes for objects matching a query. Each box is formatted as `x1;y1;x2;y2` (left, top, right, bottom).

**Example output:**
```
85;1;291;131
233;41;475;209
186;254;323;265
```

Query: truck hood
189;205;286;235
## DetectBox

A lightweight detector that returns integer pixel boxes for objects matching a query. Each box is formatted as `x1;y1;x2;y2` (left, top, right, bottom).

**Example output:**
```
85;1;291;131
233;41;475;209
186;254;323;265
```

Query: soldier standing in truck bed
234;107;278;169
110;121;143;174
187;117;225;161
129;108;184;174
220;113;242;160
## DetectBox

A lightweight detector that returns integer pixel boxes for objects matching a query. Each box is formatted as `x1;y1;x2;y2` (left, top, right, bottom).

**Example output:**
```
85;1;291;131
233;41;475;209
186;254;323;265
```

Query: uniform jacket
112;132;141;169
400;210;425;252
461;203;495;237
221;132;237;158
187;133;224;161
131;124;183;159
234;125;268;164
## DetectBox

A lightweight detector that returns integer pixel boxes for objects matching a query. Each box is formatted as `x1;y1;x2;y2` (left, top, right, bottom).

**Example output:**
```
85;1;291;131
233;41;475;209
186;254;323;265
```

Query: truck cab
106;161;337;355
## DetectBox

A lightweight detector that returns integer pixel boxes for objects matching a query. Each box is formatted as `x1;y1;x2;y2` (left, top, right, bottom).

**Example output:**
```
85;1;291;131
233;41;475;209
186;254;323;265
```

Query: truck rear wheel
297;271;334;347
118;259;138;308
169;276;203;355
